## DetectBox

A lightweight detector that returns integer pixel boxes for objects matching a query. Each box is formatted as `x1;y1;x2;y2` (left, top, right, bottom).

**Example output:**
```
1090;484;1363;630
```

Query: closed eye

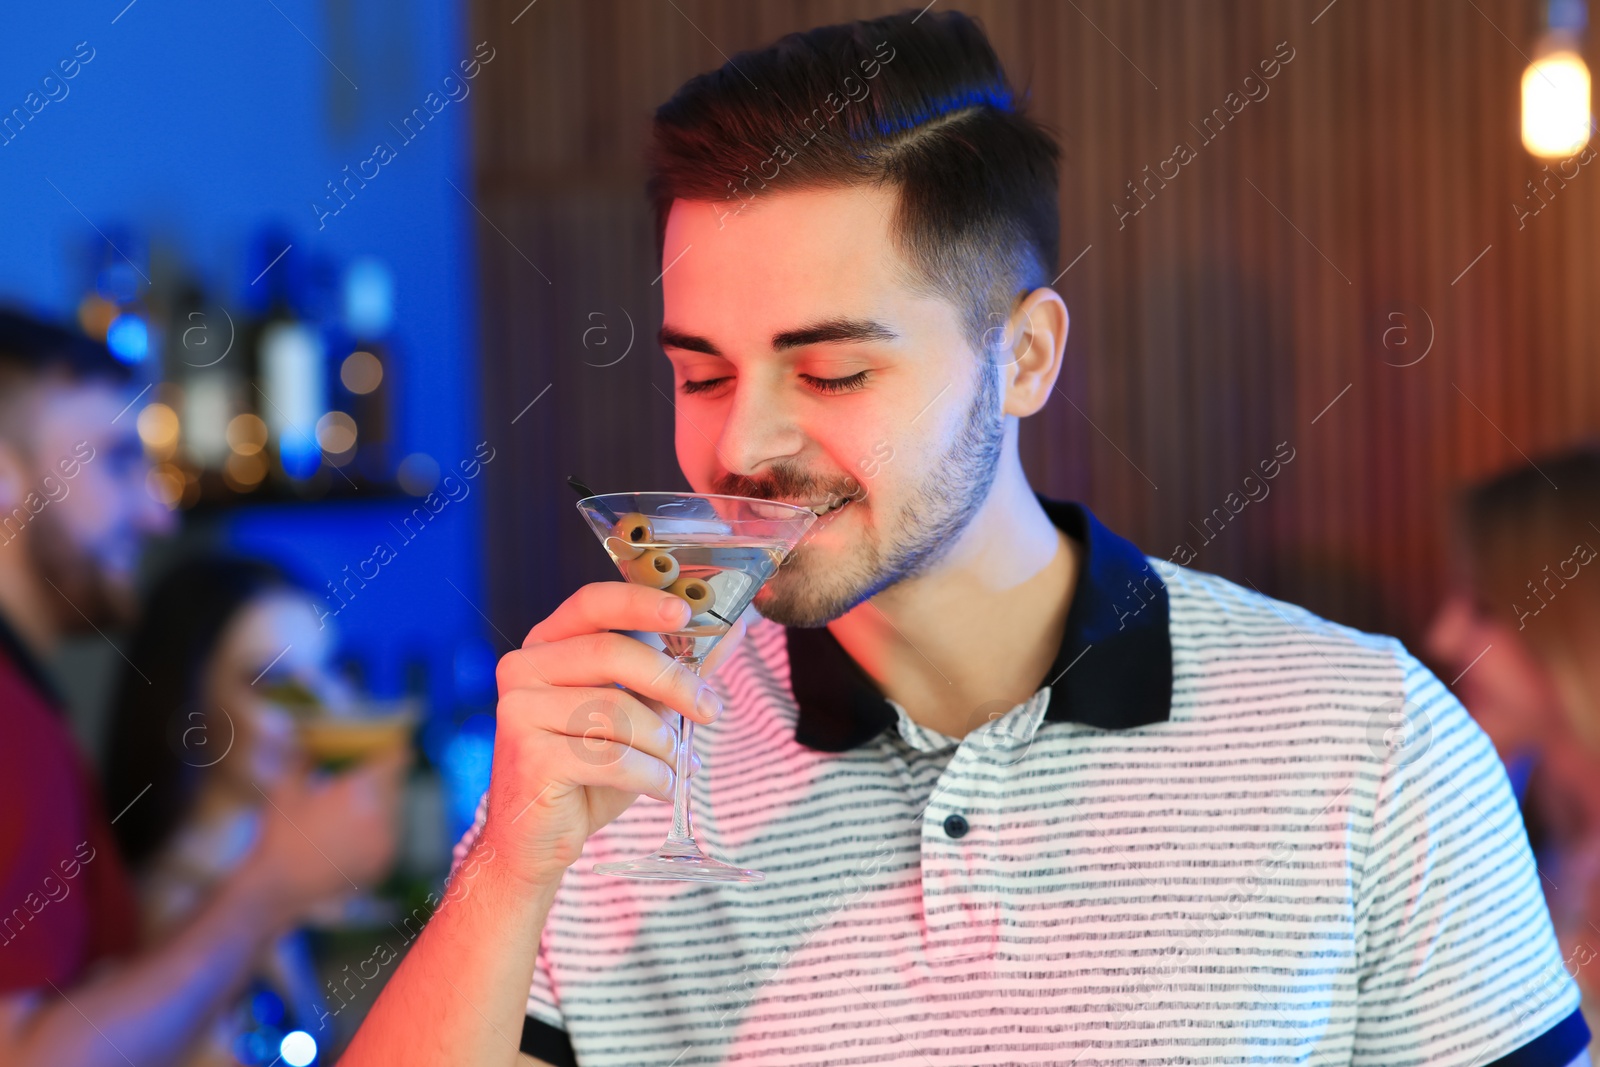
679;377;730;395
801;370;869;394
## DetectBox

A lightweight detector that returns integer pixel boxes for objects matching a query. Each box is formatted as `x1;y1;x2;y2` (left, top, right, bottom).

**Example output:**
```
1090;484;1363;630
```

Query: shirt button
943;813;970;839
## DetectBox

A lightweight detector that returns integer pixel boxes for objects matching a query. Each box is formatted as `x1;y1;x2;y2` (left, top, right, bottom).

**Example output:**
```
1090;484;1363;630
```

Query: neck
826;446;1076;739
0;543;62;661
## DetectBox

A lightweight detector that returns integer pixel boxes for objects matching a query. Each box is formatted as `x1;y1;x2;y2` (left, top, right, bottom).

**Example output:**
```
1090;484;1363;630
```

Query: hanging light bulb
1523;0;1592;158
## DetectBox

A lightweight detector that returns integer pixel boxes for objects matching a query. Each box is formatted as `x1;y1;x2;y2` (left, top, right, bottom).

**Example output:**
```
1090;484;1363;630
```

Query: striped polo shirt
458;497;1589;1066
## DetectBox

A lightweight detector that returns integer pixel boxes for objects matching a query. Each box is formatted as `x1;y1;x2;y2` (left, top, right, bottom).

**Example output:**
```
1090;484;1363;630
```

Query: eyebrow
658;317;900;357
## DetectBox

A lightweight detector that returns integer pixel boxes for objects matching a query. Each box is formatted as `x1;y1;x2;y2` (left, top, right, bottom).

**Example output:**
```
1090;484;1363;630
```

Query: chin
754;550;871;630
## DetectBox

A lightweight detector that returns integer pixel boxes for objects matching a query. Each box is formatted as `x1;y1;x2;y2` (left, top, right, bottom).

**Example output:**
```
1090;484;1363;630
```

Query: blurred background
4;0;1599;1062
475;0;1599;647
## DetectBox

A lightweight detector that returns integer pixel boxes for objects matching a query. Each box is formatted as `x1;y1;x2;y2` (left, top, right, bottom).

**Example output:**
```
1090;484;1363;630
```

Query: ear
992;287;1068;418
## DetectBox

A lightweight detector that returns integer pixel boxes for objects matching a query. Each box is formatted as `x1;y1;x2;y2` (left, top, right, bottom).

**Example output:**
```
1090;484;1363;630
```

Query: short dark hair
646;8;1061;354
0;307;130;387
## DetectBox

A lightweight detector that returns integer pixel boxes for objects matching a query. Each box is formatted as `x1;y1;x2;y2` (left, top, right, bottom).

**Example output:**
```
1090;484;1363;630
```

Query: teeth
804;496;855;516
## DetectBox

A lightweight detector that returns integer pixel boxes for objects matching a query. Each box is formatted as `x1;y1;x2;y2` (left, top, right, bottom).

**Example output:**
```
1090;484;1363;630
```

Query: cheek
675;412;717;491
1490;640;1559;700
242;706;300;782
1460;622;1557;714
51;468;123;543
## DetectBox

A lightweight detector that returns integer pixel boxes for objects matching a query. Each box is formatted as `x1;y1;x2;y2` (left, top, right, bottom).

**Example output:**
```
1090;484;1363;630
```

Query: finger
544;734;677;803
525;582;693;647
505;686;682;767
569;742;675;799
519;632;719;725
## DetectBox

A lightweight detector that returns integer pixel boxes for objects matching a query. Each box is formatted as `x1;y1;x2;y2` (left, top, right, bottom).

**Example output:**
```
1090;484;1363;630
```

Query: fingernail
662;767;677;798
696;686;723;721
660;597;691;624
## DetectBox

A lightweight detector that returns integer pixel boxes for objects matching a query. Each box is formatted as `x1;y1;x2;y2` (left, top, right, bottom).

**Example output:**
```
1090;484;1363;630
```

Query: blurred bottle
242;235;326;485
330;256;397;484
167;281;247;481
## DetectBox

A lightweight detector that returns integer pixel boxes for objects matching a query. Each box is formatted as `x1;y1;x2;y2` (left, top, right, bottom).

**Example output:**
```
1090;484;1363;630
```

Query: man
0;310;401;1064
348;10;1591;1066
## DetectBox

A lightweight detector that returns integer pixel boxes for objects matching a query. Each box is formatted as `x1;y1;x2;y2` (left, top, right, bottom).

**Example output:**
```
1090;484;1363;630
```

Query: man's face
660;184;1006;626
22;380;173;627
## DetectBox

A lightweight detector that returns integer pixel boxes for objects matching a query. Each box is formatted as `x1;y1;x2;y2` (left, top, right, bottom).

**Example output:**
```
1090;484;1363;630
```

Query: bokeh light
397;452;440;496
136;402;180;458
315;411;357;454
279;1030;317;1067
77;295;117;341
146;463;185;508
223;451;267;492
226;413;268;456
105;314;148;363
341;350;383;394
1523;49;1592;158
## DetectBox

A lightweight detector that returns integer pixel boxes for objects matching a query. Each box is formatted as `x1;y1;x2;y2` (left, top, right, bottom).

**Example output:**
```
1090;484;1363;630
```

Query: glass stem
664;649;702;848
668;711;696;844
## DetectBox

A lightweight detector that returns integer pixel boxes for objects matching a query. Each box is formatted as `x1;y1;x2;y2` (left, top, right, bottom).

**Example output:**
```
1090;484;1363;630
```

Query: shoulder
1155;556;1398;659
1150;557;1450;743
1155;557;1407;678
0;662;82;809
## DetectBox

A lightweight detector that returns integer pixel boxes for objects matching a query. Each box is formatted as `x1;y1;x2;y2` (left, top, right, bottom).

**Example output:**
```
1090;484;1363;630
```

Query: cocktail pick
568;475;620;524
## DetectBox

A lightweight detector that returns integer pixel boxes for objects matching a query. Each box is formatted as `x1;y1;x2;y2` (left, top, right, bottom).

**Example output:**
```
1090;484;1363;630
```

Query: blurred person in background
1427;444;1600;999
107;555;403;1065
0;308;400;1066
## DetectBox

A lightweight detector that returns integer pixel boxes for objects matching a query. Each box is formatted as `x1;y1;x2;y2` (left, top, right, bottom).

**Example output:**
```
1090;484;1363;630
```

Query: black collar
0;609;65;710
787;497;1173;752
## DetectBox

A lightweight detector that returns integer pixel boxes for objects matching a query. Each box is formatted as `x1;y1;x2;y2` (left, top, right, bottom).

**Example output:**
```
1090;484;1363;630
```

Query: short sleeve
448;793;571;1051
1352;643;1589;1067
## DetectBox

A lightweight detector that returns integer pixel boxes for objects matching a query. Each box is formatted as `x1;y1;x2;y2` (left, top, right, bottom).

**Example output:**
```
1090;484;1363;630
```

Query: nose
714;375;804;479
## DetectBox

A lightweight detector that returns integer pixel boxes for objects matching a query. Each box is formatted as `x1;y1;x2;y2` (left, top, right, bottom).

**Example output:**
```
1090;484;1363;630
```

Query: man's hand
340;584;746;1066
478;581;744;888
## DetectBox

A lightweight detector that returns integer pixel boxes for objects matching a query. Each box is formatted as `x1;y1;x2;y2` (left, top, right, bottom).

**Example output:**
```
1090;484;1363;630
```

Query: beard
720;358;1005;628
27;504;136;632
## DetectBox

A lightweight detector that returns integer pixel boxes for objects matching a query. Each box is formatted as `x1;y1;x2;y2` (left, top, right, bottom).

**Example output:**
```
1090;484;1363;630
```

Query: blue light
249;987;285;1027
280;1029;317;1066
279;438;323;479
105;315;148;363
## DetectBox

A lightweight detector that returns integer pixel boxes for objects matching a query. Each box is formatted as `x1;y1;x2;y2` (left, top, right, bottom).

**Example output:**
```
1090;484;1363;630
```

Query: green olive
603;535;644;561
627;548;679;588
613;512;653;546
667;576;716;615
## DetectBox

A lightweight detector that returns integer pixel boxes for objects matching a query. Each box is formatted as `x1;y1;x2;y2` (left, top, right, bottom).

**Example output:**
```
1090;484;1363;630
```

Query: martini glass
576;492;816;882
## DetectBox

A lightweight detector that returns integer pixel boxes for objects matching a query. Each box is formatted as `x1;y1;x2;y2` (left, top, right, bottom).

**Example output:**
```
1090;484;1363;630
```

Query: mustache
713;465;863;506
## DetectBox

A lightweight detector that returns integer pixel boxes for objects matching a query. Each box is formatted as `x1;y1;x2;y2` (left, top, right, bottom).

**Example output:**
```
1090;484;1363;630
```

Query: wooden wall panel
468;0;1600;656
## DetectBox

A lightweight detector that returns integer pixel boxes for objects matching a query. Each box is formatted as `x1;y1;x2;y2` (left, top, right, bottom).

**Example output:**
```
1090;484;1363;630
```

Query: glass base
593;840;764;883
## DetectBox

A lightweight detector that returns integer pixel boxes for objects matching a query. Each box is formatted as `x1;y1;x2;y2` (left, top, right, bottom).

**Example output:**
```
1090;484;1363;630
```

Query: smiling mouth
806;495;855;517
